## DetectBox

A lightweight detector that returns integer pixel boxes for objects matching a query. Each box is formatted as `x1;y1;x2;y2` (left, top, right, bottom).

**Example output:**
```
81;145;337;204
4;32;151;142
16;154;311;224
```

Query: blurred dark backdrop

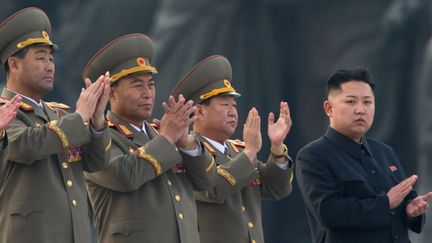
1;0;431;242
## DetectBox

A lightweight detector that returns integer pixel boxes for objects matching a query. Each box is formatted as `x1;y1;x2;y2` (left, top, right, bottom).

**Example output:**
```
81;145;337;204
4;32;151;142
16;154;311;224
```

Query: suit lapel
42;102;60;121
107;111;150;147
144;122;157;140
133;129;149;146
195;133;231;165
1;88;49;122
34;105;49;121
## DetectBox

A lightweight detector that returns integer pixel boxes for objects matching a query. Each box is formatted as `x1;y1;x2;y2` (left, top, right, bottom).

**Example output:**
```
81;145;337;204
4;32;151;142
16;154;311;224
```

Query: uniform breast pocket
340;179;374;199
108;220;154;243
8;200;45;242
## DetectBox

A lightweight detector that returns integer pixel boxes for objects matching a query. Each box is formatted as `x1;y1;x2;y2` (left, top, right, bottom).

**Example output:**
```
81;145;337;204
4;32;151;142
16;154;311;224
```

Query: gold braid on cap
110;57;157;83
111;65;157;82
16;31;53;49
199;80;238;100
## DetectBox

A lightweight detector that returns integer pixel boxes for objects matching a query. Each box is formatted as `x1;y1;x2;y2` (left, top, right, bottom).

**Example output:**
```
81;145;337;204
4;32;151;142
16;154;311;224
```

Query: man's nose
141;87;152;98
228;106;237;116
355;104;366;114
46;62;54;72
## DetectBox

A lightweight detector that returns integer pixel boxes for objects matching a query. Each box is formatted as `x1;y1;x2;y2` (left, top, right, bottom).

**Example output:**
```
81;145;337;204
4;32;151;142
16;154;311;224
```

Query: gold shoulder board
227;139;245;153
149;123;160;134
45;102;71;110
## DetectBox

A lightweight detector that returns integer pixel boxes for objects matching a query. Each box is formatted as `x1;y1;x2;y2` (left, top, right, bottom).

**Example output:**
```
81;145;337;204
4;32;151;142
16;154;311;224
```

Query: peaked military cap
0;7;57;66
82;33;157;84
171;55;240;104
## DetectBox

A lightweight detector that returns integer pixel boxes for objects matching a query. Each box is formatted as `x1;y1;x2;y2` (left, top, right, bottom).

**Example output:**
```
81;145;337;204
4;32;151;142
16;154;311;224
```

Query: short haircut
326;68;375;96
200;98;212;106
4;47;30;73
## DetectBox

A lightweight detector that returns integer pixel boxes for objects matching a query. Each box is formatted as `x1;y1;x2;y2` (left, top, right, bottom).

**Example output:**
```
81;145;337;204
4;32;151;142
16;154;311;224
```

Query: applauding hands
243;101;292;163
76;72;111;130
159;95;196;149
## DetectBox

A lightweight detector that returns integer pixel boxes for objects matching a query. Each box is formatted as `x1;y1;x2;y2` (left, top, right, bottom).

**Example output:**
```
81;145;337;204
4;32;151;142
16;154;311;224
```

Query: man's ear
7;56;20;73
109;86;117;102
194;104;204;120
323;100;333;118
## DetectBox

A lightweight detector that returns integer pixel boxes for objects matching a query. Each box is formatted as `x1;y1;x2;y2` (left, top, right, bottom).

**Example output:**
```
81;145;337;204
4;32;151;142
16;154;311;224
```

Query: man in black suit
296;68;432;243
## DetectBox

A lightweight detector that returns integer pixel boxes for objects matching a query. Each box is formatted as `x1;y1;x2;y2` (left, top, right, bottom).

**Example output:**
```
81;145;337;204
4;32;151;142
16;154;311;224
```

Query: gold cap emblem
42;31;50;40
136;57;146;66
224;79;231;87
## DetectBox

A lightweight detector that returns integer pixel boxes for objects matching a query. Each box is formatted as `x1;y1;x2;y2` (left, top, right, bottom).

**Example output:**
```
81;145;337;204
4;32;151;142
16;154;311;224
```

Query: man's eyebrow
34;49;48;54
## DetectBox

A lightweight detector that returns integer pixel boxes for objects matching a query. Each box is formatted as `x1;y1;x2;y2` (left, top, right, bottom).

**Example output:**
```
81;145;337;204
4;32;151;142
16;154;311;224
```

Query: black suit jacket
296;127;424;243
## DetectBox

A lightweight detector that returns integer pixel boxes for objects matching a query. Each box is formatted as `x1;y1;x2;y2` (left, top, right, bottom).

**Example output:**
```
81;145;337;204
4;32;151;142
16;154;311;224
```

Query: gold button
167;180;172;186
66;180;73;187
62;162;69;169
251;239;256;243
248;221;254;229
72;199;77;207
175;195;181;202
178;213;184;220
242;206;246;212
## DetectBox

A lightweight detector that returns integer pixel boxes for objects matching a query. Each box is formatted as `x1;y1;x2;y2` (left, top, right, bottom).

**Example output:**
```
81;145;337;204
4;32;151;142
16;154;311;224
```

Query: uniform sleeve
180;141;217;191
81;126;112;173
7;112;90;164
404;199;425;233
295;146;392;229
393;149;425;233
0;132;8;160
258;154;294;200
85;134;182;192
196;152;259;203
0;135;9;180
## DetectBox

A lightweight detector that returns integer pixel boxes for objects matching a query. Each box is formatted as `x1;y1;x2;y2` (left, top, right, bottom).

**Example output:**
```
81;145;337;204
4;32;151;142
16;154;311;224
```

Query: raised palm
0;95;21;130
268;102;292;145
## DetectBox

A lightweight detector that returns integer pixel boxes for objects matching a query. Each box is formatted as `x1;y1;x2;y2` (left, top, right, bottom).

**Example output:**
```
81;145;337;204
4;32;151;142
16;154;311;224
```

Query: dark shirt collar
324;127;372;159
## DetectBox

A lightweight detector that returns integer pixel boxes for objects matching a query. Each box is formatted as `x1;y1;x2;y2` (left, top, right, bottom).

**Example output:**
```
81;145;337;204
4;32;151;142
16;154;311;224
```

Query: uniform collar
107;111;154;146
324;127;372;159
201;135;228;154
107;111;137;137
129;122;149;137
1;88;55;121
5;88;43;107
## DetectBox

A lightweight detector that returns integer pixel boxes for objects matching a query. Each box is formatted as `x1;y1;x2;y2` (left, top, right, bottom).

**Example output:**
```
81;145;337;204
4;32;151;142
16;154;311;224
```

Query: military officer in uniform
171;55;294;243
83;34;216;243
0;7;112;243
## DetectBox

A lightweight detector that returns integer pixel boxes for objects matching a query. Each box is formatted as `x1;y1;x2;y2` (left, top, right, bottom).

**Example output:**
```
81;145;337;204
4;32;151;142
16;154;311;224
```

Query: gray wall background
1;0;432;242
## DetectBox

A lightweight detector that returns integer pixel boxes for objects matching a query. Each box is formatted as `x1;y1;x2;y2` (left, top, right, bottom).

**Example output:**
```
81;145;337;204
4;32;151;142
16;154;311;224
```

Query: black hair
4;47;30;73
326;68;375;95
200;98;212;106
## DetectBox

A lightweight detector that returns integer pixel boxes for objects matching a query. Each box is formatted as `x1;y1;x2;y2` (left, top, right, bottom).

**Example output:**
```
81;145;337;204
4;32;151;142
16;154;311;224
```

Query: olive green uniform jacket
85;111;216;243
0;88;111;243
0;134;9;180
194;134;294;243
